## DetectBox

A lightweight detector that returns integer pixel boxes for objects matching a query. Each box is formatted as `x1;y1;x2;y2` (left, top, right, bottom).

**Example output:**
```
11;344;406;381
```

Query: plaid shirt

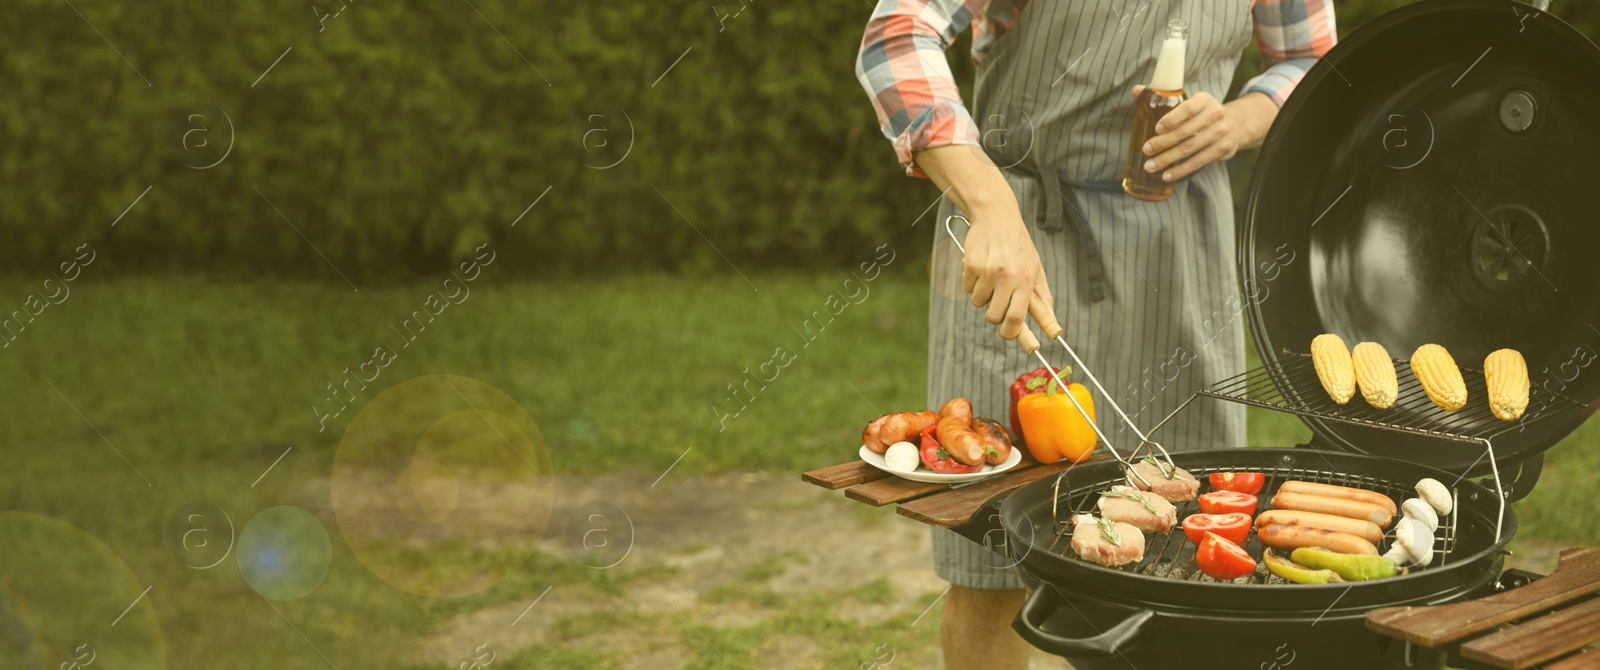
856;0;1338;177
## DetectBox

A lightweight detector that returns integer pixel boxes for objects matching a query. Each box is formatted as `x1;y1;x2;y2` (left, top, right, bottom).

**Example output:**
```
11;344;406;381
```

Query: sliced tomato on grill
1207;471;1265;495
1197;532;1257;580
1181;513;1252;545
1198;490;1258;516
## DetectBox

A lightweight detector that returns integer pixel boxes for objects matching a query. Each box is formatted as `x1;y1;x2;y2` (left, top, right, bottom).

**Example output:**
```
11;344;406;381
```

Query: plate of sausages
859;397;1024;483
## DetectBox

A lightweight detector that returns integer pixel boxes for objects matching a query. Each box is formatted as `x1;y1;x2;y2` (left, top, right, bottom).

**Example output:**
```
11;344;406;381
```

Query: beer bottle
1122;19;1189;201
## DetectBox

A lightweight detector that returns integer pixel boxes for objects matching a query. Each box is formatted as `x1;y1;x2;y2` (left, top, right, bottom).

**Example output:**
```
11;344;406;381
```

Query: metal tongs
945;215;1178;524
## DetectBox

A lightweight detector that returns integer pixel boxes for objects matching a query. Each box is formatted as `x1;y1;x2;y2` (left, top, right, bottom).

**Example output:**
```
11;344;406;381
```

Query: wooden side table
1366;547;1600;669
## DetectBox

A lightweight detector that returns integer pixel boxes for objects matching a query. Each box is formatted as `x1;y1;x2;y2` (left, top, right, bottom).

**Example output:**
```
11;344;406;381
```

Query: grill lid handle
1014;584;1154;658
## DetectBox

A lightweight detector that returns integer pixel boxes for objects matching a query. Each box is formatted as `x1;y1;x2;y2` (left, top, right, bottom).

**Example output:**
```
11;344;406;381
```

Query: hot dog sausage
1272;491;1393;529
971;417;1012;465
939;397;973;424
936;416;985;466
1279;481;1397;515
1255;510;1383;544
1258;523;1379;555
862;414;891;453
871;411;940;454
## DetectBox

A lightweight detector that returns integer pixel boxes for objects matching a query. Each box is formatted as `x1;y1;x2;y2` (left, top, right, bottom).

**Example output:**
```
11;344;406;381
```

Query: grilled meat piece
1097;485;1178;533
1128;460;1200;502
1070;514;1146;567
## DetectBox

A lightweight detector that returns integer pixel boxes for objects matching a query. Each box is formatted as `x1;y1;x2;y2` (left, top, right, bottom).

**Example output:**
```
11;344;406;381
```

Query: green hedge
5;0;1597;279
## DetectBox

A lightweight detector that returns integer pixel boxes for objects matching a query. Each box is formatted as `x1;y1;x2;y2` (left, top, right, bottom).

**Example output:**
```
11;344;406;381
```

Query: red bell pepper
1009;366;1063;443
1198;490;1259;516
919;424;982;475
1208;472;1265;495
1196;532;1257;580
1181;513;1252;546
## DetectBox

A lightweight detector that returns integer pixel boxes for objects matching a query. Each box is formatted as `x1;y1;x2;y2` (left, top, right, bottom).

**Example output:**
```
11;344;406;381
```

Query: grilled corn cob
1410;344;1467;411
1352;342;1398;409
1484;348;1530;421
1311;334;1356;405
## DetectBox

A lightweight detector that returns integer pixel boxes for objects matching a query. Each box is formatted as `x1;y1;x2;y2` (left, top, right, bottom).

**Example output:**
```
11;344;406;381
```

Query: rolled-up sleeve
1244;0;1338;106
856;0;986;178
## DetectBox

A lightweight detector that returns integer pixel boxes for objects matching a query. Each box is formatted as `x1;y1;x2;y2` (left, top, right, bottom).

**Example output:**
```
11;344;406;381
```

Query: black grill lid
1239;0;1600;476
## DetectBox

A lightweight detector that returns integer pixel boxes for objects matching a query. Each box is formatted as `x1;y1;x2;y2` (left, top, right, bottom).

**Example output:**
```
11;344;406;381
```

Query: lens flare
236;506;332;601
0;512;165;668
332;375;554;598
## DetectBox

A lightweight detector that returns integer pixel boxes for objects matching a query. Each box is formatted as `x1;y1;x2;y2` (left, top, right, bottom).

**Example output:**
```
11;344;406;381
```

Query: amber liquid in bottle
1122;20;1189;202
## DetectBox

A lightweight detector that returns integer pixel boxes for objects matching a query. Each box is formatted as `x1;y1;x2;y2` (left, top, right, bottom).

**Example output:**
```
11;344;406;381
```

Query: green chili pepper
1263;549;1343;584
1290;547;1402;581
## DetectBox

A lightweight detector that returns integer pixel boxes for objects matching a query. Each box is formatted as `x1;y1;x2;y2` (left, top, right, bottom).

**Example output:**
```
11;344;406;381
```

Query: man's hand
960;210;1051;341
1136;88;1278;182
915;145;1053;342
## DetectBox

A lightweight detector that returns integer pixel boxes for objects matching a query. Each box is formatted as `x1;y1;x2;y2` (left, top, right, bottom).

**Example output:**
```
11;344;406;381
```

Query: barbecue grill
975;1;1600;668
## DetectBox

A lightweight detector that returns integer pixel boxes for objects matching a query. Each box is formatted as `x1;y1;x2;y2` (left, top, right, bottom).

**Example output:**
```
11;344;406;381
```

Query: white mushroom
884;442;921;473
1401;498;1440;532
1393;517;1435;567
1383;545;1411;566
1415;478;1453;516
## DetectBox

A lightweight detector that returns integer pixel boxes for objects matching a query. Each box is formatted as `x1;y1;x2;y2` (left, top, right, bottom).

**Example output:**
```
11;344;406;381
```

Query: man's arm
854;0;1048;341
916;146;1051;342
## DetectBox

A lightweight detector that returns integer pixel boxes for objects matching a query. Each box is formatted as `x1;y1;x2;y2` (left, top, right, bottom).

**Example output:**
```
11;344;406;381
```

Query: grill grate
1196;351;1583;445
1046;464;1460;584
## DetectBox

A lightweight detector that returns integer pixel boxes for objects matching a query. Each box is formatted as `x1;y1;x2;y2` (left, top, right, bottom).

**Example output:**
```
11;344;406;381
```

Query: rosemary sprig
1098;517;1122;546
1100;488;1160;516
1141;456;1176;480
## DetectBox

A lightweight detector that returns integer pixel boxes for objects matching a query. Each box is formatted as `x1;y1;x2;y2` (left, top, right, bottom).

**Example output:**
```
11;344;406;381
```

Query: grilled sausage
1255;510;1383;544
936;416;985;466
939;397;973;424
1272;491;1393;529
1279;481;1397;515
971;417;1012;465
862;414;891;453
872;411;940;454
1258;523;1379;556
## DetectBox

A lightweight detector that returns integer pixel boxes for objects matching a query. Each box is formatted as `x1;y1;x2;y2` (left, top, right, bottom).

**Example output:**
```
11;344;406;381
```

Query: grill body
1000;449;1511;668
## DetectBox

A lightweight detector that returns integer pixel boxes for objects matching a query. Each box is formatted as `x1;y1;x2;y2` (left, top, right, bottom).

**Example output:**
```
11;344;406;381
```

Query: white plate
858;444;1024;484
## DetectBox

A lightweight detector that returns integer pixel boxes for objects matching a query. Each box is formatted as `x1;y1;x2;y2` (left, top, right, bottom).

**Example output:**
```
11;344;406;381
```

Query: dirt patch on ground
317;469;1070;668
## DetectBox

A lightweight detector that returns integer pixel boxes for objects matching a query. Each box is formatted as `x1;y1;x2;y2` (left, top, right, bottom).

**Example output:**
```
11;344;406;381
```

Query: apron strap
1044;172;1110;303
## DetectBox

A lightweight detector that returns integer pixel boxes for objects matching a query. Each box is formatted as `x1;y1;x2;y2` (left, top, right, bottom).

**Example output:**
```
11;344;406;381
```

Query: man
855;1;1335;667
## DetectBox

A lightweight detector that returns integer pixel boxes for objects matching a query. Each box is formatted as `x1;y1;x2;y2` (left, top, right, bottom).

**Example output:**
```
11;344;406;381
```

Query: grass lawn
0;272;1595;668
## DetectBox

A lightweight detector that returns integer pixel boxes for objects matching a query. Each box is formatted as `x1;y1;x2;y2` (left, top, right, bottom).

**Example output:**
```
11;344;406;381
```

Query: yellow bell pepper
1016;377;1098;463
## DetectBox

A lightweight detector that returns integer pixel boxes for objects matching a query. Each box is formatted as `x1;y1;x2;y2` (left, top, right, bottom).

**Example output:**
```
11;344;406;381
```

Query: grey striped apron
930;0;1253;589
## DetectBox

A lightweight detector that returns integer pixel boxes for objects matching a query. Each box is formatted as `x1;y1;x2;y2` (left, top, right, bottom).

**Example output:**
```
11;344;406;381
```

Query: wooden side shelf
802;450;1110;528
1366;547;1600;670
800;461;889;490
